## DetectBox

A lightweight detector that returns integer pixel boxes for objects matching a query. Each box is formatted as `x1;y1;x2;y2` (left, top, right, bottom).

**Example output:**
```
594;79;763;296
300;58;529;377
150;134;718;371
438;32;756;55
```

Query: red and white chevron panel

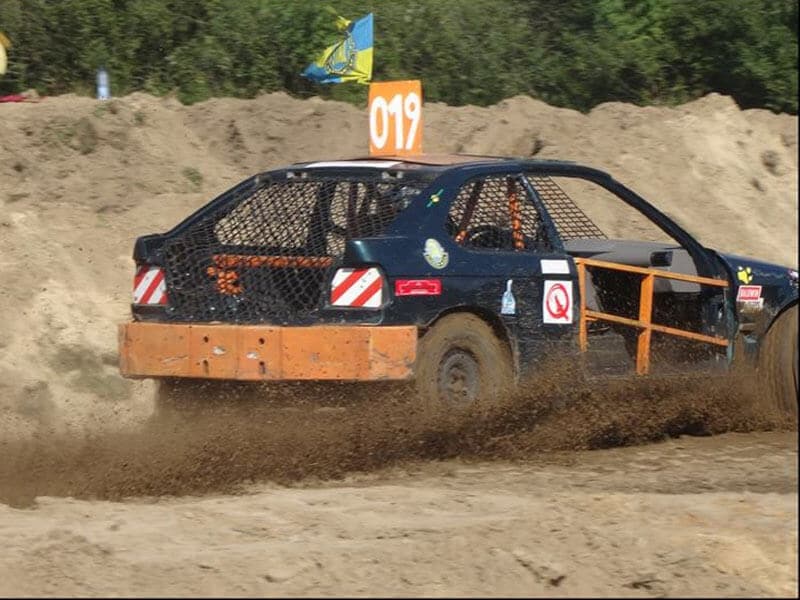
133;265;168;305
330;267;384;308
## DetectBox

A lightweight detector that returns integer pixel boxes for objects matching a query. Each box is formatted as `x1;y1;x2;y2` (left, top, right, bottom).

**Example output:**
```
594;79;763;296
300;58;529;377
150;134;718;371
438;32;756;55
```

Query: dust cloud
1;361;788;507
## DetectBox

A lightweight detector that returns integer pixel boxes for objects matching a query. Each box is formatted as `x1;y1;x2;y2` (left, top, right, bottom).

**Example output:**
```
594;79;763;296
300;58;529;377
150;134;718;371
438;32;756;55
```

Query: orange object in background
368;80;423;156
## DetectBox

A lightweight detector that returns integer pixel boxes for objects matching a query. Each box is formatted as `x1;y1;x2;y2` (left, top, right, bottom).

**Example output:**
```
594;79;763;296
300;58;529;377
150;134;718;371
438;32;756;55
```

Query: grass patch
93;103;110;118
182;166;203;191
43;117;98;154
49;344;132;400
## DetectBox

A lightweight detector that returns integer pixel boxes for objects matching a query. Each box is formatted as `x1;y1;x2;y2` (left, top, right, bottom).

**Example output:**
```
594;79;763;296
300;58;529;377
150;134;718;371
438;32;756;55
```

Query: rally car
118;155;798;415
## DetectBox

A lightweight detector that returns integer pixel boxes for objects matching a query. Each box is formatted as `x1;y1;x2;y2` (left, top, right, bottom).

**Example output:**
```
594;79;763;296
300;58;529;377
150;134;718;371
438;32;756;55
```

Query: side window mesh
526;175;606;241
447;175;548;251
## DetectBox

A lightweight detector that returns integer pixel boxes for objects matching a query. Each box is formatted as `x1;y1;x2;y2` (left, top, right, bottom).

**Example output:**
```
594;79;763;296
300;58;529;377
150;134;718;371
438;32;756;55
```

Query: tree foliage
0;0;796;112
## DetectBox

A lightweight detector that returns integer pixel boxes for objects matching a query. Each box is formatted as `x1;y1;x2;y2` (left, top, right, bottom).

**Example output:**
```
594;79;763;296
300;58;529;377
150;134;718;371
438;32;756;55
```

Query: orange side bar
119;322;417;381
636;273;654;375
577;260;588;352
583;309;729;347
574;257;729;376
574;257;728;287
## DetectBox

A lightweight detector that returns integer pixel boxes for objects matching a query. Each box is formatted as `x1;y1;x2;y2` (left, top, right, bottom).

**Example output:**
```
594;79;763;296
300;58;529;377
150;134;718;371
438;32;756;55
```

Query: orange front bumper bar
118;322;417;381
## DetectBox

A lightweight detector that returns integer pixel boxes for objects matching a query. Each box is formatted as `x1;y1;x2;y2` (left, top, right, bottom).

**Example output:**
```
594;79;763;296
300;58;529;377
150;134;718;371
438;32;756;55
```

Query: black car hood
714;251;797;288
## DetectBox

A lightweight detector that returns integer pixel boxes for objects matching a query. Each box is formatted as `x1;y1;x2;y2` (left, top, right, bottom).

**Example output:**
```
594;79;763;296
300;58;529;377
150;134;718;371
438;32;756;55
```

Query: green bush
0;0;796;113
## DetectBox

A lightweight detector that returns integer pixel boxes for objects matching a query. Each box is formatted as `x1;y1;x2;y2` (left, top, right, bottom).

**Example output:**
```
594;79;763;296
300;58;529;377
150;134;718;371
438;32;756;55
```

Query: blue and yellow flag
302;13;373;84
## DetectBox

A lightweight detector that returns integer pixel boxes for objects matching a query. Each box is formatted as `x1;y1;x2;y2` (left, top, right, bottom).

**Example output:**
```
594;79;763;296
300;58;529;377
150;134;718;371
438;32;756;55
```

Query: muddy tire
413;313;514;415
759;305;798;419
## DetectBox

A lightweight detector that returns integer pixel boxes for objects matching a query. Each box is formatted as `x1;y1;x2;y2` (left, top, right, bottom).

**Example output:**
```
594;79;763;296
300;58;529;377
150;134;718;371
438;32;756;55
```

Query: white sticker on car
541;259;570;274
543;280;573;324
501;279;516;315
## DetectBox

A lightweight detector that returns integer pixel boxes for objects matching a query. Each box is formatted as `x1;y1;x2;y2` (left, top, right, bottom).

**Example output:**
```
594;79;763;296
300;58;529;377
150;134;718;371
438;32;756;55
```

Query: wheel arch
756;299;799;358
766;299;798;332
421;305;518;375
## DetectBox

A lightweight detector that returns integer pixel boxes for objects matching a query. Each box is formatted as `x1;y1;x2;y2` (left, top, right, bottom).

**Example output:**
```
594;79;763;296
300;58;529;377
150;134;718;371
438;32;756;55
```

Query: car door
441;172;580;373
522;169;733;374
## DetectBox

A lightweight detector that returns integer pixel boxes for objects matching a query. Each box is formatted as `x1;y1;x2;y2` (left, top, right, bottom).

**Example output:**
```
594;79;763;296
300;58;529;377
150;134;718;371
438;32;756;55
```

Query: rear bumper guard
118;322;417;381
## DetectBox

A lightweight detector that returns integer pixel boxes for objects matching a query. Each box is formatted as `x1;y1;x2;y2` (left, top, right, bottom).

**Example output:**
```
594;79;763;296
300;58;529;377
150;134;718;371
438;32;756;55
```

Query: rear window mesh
527;175;606;241
160;174;428;324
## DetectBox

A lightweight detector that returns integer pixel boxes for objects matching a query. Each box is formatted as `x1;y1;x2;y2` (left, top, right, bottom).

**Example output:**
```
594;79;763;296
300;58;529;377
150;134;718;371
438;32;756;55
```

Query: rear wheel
759;305;798;419
413;313;514;415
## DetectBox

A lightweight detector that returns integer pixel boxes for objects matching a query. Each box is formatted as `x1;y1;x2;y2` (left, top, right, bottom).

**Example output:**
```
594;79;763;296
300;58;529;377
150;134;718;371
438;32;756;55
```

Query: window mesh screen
159;175;427;324
527;175;606;241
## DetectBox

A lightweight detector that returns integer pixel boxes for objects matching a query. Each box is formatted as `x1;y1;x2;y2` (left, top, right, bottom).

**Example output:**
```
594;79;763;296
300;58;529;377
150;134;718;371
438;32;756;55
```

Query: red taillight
133;265;168;305
394;279;442;296
330;267;384;308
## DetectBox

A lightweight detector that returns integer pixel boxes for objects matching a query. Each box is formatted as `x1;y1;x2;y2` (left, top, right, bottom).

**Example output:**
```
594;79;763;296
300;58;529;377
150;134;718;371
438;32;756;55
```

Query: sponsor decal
541;259;570;275
736;265;754;284
330;267;384;308
426;188;444;208
423;238;449;269
736;285;762;302
543;280;573;324
133;266;167;305
500;279;516;315
395;279;442;296
736;284;764;311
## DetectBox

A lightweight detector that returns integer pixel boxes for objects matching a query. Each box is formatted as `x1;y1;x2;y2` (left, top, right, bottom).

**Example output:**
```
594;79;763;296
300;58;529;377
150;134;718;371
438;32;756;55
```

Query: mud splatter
0;362;792;508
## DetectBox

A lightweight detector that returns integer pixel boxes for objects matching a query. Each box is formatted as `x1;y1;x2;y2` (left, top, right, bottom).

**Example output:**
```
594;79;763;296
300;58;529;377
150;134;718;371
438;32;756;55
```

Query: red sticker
736;285;762;302
395;279;442;296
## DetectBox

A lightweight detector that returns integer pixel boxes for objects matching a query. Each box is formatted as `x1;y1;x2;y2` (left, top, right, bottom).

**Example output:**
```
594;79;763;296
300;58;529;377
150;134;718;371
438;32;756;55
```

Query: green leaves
0;0;795;113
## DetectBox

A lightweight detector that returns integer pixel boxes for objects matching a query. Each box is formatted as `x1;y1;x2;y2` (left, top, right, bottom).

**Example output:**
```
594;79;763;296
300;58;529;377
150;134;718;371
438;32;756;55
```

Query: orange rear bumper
118;321;417;381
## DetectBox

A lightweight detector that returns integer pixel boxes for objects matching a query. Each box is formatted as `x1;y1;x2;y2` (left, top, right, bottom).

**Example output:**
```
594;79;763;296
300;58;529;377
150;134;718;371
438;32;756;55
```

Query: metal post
577;260;588;352
636;273;654;375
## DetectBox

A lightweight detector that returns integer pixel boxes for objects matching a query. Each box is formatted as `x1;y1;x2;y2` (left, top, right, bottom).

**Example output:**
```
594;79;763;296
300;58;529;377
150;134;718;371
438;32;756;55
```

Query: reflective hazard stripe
133;266;167;305
330;268;383;308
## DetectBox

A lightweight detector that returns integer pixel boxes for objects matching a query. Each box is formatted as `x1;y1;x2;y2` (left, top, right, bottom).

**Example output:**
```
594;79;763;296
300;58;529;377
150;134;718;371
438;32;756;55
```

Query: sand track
0;432;796;597
0;91;797;596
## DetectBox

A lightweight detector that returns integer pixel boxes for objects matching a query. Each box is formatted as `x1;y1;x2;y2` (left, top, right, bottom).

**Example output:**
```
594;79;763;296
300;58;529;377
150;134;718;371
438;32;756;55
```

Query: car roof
347;153;506;166
287;153;579;173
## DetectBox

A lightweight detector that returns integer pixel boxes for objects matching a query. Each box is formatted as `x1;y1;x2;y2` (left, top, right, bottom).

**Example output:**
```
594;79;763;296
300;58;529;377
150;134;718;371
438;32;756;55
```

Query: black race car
119;154;798;415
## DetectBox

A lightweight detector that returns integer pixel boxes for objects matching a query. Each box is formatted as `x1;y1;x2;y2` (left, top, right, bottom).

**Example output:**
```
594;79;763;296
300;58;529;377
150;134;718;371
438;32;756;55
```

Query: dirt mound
0;91;797;440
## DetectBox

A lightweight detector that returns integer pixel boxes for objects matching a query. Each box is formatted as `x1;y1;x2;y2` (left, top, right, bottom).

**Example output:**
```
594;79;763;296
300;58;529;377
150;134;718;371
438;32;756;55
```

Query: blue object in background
96;66;110;100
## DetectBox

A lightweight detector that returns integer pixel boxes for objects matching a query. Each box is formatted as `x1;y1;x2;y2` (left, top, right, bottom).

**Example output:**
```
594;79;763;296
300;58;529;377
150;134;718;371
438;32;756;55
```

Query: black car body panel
128;156;798;376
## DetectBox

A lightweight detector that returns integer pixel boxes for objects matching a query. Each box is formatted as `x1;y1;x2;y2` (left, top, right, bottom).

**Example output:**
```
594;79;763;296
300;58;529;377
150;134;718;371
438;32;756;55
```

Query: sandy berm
0;91;796;596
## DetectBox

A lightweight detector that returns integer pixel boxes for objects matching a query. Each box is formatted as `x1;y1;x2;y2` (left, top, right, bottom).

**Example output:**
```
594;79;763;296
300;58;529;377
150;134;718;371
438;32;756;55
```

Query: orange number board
368;80;423;156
